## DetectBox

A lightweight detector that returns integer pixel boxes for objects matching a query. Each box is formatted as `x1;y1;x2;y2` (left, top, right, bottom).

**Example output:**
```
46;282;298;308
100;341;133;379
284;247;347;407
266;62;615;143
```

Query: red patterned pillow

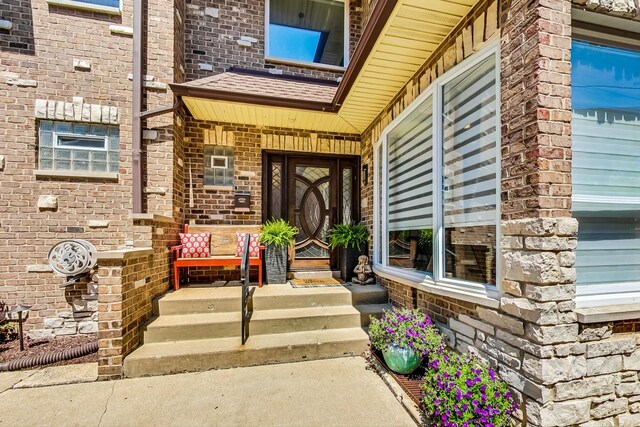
236;232;261;258
179;233;211;258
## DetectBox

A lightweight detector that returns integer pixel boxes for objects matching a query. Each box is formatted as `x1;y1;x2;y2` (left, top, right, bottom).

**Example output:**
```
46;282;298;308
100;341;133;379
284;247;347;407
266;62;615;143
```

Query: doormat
289;278;349;288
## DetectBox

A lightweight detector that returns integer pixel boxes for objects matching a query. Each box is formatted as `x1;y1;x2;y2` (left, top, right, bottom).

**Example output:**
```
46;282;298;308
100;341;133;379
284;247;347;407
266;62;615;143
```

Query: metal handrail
240;233;254;345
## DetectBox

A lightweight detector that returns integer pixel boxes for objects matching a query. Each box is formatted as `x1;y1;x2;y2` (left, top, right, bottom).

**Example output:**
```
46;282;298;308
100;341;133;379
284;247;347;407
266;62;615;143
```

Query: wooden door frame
262;150;361;270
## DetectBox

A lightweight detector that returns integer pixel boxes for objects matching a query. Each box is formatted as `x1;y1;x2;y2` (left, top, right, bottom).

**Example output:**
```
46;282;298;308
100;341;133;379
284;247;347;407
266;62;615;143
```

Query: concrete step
142;304;389;343
124;327;370;378
154;284;389;315
288;270;339;279
356;303;393;327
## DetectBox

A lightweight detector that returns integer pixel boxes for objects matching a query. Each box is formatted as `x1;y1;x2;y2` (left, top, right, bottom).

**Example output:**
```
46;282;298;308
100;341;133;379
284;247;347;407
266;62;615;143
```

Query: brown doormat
289;278;346;287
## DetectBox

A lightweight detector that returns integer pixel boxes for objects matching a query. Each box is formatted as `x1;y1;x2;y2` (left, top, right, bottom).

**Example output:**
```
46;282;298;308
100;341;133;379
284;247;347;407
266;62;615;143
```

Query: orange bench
171;224;264;290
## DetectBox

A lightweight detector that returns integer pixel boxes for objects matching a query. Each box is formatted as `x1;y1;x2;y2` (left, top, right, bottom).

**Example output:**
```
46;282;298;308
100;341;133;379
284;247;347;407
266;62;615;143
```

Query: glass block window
38;121;119;174
204;146;234;187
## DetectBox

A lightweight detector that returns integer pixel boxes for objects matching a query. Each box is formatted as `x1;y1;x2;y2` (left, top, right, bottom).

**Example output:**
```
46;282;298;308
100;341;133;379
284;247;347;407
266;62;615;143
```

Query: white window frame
210;155;228;169
54;133;108;151
264;0;349;72
570;21;640;307
372;41;501;306
46;0;122;15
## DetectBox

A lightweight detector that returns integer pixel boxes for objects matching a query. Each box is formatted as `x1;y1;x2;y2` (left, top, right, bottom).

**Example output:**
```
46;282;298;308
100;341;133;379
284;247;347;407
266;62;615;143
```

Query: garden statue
352;255;375;285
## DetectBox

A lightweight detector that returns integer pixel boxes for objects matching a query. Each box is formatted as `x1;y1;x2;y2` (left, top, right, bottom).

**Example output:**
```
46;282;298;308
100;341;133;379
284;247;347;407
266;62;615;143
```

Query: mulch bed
371;349;426;406
0;334;98;368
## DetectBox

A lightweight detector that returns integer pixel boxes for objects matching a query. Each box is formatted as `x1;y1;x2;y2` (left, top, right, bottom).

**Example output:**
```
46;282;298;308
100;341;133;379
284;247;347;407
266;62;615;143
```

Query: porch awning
172;0;478;134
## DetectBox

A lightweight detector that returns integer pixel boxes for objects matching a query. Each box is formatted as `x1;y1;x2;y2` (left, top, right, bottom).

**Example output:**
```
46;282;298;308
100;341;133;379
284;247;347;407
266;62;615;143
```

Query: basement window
204;146;234;187
266;0;348;70
38;121;119;174
46;0;122;15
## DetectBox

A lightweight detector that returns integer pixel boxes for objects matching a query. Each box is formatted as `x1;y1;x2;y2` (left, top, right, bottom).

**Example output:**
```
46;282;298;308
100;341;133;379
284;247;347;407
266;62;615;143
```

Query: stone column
499;0;581;424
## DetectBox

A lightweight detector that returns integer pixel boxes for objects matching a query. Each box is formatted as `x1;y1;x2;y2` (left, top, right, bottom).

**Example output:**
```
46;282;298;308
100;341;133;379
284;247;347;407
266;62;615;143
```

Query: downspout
132;0;144;214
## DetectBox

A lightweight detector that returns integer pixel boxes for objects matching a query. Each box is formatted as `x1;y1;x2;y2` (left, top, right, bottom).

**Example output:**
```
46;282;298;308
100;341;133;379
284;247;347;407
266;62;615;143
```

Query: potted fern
328;222;369;282
260;219;298;284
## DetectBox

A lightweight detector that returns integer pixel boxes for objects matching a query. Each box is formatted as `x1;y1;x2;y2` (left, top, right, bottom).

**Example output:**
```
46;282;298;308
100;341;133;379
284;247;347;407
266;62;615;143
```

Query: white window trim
264;0;349;72
210;155;229;169
46;0;122;15
54;132;108;151
570;28;640;307
372;41;501;306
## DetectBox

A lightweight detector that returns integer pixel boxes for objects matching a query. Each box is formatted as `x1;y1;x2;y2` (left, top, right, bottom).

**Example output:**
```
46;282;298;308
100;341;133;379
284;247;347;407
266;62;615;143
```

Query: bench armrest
170;245;183;259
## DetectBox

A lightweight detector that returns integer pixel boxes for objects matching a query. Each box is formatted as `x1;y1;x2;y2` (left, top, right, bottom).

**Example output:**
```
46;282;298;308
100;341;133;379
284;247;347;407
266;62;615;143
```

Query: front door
263;153;359;271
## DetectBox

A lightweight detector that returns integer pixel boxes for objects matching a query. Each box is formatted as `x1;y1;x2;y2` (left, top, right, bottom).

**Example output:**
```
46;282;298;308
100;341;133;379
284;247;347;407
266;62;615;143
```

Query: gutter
169;0;398;114
132;0;180;214
132;0;143;214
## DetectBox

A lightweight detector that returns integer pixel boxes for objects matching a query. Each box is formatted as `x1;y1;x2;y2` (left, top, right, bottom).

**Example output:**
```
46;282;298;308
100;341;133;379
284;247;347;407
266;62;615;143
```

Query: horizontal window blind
573;112;640;198
442;55;497;228
573;111;640;286
387;99;433;231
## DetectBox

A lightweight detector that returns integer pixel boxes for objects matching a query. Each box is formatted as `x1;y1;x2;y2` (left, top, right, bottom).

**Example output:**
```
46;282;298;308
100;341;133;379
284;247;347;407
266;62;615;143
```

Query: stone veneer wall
358;0;640;425
97;216;180;380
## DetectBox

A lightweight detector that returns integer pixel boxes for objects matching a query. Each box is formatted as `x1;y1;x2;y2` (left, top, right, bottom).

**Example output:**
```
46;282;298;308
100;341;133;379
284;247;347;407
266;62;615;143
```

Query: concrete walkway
0;357;416;427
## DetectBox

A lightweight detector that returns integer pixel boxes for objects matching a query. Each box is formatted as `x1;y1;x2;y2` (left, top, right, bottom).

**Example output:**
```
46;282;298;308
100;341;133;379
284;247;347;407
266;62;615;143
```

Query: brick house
2;0;640;425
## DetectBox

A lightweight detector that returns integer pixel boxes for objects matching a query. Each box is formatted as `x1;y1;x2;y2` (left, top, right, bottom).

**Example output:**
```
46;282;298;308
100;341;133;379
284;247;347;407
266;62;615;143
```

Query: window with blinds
572;40;640;288
441;54;498;284
374;44;500;287
386;99;434;273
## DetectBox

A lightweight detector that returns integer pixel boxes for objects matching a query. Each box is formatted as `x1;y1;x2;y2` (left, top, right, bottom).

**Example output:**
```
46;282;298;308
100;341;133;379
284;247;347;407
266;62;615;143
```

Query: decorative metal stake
10;304;31;351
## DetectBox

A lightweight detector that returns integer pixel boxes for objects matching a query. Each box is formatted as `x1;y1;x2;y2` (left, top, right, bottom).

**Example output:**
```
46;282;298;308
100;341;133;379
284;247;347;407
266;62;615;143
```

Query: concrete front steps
124;283;390;378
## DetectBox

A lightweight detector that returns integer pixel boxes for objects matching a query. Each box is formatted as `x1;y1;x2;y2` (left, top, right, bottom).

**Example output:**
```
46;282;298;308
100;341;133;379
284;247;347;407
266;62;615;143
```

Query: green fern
328;222;369;251
259;219;298;249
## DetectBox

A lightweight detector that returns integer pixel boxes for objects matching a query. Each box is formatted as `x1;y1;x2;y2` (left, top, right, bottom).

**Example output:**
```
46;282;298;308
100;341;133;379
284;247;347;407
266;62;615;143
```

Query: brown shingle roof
172;69;338;107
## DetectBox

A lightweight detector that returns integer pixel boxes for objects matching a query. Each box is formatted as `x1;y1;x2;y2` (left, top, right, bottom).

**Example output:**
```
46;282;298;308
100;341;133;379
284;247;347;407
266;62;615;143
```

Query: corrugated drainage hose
0;341;98;372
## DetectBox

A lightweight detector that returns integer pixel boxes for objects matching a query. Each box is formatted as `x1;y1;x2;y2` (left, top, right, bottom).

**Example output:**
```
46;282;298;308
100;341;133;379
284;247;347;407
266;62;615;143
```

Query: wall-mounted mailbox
234;191;251;212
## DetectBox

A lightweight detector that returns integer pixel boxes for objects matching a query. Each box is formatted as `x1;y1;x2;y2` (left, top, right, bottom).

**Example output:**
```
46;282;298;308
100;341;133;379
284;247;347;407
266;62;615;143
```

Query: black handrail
240;233;254;345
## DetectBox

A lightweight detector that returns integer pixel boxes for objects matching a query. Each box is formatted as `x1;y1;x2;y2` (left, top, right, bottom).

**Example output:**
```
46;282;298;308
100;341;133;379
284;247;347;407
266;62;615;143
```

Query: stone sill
96;248;153;261
576;304;640;323
129;213;176;224
265;56;346;73
46;0;121;15
373;266;500;309
34;170;118;180
203;185;234;192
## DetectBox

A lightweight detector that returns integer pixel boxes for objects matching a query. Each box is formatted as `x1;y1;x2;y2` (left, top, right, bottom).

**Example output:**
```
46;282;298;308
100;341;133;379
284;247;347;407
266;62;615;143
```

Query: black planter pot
265;245;287;284
340;246;364;282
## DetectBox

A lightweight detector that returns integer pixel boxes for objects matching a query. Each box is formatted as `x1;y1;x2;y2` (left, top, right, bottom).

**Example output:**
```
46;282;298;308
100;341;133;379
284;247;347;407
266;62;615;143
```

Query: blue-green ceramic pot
382;343;421;375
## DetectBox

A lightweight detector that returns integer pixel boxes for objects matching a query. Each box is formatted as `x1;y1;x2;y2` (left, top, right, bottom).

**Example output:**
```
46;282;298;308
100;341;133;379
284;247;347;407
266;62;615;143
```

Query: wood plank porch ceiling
173;0;477;134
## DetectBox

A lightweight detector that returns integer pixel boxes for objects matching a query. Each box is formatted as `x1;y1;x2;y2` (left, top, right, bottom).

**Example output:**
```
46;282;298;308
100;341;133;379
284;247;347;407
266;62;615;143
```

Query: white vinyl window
38;121;119;174
265;0;349;70
46;0;121;14
373;43;500;298
572;36;640;306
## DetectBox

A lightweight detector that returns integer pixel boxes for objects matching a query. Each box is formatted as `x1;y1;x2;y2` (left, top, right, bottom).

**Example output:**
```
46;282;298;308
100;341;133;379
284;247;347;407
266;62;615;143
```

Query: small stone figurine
352;255;375;285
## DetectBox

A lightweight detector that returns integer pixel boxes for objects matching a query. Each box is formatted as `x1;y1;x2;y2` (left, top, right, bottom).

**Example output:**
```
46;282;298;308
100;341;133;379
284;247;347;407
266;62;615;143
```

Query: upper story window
266;0;348;70
571;35;640;302
38;121;119;174
46;0;121;15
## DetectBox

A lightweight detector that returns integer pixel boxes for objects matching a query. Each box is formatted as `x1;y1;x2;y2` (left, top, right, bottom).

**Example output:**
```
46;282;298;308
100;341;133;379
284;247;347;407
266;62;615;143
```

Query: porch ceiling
173;0;478;134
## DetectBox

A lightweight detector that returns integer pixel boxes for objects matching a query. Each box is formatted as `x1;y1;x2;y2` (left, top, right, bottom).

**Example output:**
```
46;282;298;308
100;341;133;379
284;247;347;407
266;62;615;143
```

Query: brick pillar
499;0;581;425
96;259;126;380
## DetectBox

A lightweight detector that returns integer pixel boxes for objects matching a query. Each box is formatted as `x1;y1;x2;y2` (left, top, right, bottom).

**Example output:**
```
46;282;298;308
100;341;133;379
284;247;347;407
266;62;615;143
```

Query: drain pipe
0;342;98;372
132;0;144;214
